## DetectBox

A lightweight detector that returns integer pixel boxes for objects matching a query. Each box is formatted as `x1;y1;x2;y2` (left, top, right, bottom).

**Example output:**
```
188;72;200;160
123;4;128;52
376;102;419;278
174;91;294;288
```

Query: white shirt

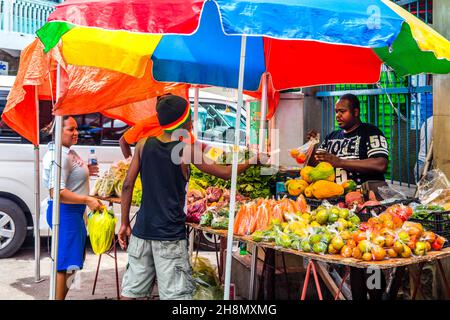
42;143;89;196
418;116;433;163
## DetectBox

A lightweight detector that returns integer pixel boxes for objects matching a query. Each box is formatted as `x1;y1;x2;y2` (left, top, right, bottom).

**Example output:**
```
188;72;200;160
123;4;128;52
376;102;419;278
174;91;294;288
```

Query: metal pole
34;86;43;283
193;87;199;138
49;64;63;300
223;35;247;300
248;244;258;299
258;74;268;153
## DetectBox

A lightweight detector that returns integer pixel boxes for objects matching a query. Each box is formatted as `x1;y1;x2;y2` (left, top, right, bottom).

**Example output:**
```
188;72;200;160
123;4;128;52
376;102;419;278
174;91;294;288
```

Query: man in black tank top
118;95;263;300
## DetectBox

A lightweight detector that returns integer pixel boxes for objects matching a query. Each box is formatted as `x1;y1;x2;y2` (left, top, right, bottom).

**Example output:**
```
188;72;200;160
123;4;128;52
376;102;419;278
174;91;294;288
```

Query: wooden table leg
437;260;450;299
412;262;426;300
248;245;258;300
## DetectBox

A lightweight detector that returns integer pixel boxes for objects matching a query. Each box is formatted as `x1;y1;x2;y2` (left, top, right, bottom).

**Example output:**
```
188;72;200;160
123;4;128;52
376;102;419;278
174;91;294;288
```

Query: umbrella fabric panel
47;0;205;34
264;39;383;89
216;0;404;47
45;0;404;48
152;1;266;91
61;27;162;78
374;23;450;76
381;0;450;61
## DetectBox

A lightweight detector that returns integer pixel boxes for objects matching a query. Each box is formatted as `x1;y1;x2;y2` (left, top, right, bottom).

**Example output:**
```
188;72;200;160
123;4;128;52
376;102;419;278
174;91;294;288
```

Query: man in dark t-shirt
309;94;389;300
309;94;389;186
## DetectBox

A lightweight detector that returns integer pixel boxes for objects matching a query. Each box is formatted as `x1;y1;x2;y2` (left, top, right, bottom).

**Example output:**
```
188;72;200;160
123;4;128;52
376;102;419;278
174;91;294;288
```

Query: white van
0;81;247;258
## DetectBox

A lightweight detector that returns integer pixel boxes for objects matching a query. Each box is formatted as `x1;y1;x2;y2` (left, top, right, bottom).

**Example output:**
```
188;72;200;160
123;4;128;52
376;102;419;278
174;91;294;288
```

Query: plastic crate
409;211;450;247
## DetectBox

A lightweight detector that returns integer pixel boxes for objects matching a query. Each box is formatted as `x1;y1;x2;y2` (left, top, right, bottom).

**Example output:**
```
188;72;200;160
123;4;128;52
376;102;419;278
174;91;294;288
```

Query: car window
74;113;129;146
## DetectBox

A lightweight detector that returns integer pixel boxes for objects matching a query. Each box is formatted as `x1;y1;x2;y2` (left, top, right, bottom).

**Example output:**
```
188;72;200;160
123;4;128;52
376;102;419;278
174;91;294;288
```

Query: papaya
309;162;335;182
300;166;314;183
342;179;357;193
287;180;306;196
304;185;313;198
311;180;344;199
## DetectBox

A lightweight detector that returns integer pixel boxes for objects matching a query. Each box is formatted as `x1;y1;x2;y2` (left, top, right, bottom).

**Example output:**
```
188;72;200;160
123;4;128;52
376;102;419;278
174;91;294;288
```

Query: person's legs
121;235;156;299
56;271;68;300
153;239;195;300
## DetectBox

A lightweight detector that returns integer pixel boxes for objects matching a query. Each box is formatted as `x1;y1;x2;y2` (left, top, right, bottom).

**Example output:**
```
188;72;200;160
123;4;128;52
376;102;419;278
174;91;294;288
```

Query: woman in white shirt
42;116;103;300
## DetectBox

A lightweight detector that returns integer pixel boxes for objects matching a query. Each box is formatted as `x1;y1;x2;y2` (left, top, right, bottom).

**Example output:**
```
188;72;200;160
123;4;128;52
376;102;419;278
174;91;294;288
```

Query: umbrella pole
258;74;268;153
49;64;63;300
193;87;199;138
223;35;247;300
34;86;43;283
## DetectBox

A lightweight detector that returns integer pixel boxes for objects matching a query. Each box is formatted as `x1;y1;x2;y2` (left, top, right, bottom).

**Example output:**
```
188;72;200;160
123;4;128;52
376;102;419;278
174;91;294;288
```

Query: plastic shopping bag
288;136;320;167
87;208;117;255
191;256;223;300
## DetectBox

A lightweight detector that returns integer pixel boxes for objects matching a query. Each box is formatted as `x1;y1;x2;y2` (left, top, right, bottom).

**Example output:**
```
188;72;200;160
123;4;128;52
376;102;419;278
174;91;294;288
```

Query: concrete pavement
0;242;217;300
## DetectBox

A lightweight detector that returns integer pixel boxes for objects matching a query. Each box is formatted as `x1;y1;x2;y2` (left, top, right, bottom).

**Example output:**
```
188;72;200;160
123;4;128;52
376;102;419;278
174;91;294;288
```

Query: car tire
195;231;220;252
0;198;27;258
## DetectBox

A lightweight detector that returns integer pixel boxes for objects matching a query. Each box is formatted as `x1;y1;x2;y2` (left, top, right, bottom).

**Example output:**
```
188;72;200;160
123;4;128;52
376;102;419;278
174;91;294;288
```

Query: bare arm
189;142;256;180
119;135;132;158
49;189;103;211
120;139;144;227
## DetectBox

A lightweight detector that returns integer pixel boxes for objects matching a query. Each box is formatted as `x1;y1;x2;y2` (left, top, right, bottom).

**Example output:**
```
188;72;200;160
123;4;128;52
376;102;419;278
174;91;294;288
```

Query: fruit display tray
186;223;450;269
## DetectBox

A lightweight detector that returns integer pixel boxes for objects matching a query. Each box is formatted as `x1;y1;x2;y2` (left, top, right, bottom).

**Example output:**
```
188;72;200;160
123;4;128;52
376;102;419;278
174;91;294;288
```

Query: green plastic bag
87;208;117;255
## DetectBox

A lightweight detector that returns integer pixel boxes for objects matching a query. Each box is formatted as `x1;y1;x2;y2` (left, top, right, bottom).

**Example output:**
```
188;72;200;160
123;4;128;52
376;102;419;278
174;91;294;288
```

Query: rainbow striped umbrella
36;0;450;300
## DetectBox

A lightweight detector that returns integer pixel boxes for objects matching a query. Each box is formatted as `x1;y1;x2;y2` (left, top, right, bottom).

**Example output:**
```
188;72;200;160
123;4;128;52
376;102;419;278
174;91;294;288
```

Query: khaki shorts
121;235;195;300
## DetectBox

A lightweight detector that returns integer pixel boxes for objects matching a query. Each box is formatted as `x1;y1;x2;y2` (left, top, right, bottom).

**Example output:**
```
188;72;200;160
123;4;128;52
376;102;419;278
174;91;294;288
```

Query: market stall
3;0;450;301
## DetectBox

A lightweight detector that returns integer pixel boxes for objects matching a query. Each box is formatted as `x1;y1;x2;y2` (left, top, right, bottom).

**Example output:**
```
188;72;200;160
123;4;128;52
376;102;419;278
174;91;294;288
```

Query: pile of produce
190;154;275;200
91;158;142;206
285;162;356;199
233;196;308;235
249;198;447;261
186;184;248;224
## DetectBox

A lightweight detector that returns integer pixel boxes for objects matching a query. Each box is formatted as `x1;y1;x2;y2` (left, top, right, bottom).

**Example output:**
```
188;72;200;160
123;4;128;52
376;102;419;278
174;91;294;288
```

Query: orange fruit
400;245;412;258
296;153;307;164
346;239;357;248
290;149;300;158
352;247;362;259
385;235;395;248
362;252;373;261
393;241;404;254
371;245;386;261
340;245;353;258
387;248;398;258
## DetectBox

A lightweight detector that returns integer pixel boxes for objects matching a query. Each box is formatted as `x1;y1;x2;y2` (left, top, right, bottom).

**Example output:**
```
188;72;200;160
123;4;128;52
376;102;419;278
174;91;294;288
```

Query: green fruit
349;215;361;226
398;231;410;243
301;240;312;252
321;234;332;244
252;231;265;242
313;242;328;254
331;237;345;250
337;218;348;231
316;210;329;225
331;208;340;215
310;234;322;244
291;240;301;250
414;242;427;256
339;209;350;220
328;212;339;224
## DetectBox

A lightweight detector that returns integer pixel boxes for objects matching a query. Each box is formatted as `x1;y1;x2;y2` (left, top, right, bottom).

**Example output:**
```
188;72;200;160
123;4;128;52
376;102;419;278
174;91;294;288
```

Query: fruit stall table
186;222;450;300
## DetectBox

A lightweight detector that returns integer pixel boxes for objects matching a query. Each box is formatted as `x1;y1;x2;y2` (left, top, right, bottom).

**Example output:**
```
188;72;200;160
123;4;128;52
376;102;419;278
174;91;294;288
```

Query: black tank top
132;137;188;240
